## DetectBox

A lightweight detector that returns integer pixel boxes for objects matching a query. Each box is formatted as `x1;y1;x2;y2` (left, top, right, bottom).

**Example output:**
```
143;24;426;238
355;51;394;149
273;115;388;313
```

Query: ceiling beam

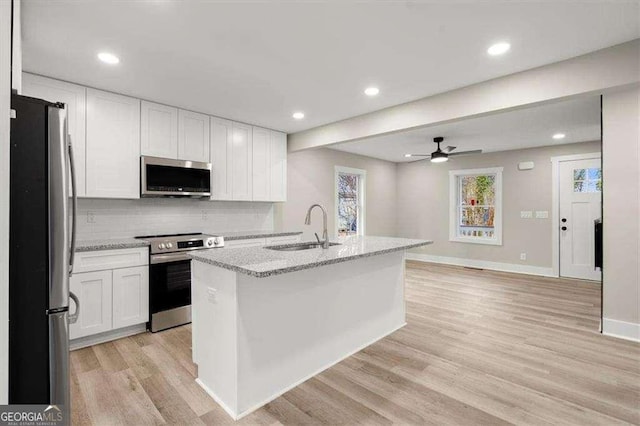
288;39;640;152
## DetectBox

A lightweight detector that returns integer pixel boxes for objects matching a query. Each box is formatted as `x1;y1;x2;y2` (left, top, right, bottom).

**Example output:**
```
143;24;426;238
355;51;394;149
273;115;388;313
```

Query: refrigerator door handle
49;311;70;422
48;106;70;310
68;137;77;275
68;291;79;324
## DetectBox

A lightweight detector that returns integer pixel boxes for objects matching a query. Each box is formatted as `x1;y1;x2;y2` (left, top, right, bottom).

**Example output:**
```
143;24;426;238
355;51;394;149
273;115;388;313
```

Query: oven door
149;252;192;332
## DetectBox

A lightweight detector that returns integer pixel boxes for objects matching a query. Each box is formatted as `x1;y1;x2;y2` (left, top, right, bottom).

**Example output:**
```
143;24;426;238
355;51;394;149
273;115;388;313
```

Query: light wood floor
70;262;640;425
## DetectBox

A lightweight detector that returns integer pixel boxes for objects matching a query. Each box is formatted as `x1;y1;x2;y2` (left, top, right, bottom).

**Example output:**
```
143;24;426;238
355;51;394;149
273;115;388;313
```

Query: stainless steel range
136;233;224;332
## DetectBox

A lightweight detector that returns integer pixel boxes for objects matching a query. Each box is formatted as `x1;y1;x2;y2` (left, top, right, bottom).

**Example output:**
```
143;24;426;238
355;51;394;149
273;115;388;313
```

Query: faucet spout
304;204;329;249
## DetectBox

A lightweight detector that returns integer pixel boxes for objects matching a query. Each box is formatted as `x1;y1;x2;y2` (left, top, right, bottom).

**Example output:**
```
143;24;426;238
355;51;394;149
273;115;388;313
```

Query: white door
69;270;113;339
22;73;87;196
112;266;149;329
231;122;253;201
210;117;233;200
178;110;210;162
86;88;141;199
559;158;602;281
270;131;287;202
252;126;271;201
141;101;178;158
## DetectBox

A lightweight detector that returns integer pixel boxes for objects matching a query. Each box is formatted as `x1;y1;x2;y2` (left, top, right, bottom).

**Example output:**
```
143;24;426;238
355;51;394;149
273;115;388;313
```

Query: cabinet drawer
74;248;148;273
225;238;266;248
266;235;301;245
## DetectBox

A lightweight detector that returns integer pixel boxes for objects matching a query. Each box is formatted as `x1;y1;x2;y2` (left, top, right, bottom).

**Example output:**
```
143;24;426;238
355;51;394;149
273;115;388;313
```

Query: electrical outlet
86;212;95;224
520;211;533;219
520;253;527;261
207;287;217;303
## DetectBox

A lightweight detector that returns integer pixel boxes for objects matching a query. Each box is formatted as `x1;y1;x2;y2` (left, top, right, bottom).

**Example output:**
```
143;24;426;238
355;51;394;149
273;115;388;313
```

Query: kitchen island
189;235;432;419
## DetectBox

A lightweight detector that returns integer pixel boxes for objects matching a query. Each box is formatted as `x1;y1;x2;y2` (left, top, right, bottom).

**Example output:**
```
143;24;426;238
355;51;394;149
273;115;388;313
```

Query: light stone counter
189;235;432;278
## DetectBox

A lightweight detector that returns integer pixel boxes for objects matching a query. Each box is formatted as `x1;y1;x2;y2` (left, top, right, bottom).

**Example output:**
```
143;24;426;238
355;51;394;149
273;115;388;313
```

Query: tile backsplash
75;198;274;240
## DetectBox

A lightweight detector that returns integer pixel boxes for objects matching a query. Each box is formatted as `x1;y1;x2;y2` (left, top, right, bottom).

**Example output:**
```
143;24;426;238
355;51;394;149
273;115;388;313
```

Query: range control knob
166;243;173;249
213;238;220;246
207;239;214;247
158;243;166;249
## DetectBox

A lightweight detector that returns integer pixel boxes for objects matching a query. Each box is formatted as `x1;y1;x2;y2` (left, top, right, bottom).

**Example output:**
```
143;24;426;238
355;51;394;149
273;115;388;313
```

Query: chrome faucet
304;204;329;249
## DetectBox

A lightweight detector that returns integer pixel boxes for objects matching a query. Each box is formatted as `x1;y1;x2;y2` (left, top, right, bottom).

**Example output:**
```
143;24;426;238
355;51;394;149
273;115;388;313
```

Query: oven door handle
150;252;191;264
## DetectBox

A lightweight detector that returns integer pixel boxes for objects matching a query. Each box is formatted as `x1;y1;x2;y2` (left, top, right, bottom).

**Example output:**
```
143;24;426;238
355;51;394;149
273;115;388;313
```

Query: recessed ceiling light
97;52;120;65
364;87;380;96
487;42;510;56
404;154;412;158
292;112;305;120
552;133;566;140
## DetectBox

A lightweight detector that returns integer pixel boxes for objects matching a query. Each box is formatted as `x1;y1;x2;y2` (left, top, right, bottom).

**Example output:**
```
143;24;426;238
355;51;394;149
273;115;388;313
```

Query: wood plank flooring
70;262;640;425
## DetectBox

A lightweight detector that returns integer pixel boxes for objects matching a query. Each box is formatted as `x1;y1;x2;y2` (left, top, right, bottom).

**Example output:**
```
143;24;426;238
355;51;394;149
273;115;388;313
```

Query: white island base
191;250;406;420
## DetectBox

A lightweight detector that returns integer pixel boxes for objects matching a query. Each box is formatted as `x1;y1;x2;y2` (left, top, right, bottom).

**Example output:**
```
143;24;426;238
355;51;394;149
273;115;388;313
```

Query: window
449;167;503;245
573;167;602;192
335;166;366;237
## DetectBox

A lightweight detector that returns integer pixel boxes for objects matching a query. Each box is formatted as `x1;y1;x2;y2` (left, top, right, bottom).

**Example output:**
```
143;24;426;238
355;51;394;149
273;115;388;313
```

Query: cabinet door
112;266;149;329
210;117;233;200
178;110;210;162
270;131;287;202
69;270;113;339
231;122;253;201
22;73;87;197
141;101;178;158
86;89;140;199
252;126;271;201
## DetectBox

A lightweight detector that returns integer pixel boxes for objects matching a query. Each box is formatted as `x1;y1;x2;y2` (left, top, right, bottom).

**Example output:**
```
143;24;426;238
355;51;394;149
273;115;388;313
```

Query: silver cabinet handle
68;137;78;275
68;291;79;324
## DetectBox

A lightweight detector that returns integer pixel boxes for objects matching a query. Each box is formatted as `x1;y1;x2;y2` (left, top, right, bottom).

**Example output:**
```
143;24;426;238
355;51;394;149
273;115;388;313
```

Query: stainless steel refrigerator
9;94;78;422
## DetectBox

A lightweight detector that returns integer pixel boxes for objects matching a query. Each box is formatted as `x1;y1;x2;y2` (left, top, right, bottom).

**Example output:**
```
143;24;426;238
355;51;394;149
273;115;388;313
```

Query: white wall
602;86;640;341
0;0;12;405
274;148;397;240
397;142;600;274
76;198;274;240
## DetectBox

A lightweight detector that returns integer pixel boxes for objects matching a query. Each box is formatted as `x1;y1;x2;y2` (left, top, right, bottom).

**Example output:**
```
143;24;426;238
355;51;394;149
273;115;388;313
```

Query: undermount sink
265;242;341;251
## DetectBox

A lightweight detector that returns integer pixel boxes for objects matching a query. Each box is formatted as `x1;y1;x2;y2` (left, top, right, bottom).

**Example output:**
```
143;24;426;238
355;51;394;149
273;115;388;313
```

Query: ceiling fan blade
406;154;431;157
442;146;457;153
448;150;482;157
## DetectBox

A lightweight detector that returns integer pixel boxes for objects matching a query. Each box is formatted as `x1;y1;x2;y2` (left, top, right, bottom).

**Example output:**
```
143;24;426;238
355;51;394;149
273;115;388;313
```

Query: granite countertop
189;235;433;278
75;238;150;252
219;230;303;241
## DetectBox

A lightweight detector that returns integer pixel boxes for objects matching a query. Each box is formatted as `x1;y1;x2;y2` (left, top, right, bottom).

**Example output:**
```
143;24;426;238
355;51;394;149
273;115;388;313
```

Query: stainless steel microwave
141;156;212;198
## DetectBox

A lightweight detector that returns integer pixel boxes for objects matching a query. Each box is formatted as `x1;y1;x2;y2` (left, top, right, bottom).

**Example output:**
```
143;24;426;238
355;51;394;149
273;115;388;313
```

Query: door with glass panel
559;158;602;280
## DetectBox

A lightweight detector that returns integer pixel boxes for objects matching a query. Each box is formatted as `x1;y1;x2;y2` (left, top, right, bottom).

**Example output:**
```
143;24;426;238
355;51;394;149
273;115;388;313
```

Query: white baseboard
602;318;640;342
406;253;556;278
70;323;147;350
195;378;239;420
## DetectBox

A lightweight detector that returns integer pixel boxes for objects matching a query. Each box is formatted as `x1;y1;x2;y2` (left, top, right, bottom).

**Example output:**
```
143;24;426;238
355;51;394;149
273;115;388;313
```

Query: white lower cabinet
112;266;149;329
70;248;149;345
69;270;113;340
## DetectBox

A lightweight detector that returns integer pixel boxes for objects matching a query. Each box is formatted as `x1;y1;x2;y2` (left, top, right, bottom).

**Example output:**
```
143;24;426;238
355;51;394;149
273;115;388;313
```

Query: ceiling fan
404;136;482;163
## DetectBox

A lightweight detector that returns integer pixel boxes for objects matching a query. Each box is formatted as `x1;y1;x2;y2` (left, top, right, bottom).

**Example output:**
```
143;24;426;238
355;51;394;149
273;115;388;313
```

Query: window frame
334;166;366;237
449;167;503;246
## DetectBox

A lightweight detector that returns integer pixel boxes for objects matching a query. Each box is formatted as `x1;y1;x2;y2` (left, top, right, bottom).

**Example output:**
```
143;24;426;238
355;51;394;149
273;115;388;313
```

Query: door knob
561;226;567;231
561;218;567;223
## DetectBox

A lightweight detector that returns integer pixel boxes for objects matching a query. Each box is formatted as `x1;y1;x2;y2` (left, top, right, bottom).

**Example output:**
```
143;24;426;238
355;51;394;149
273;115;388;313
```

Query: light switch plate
207;287;217;303
520;211;533;219
535;211;549;219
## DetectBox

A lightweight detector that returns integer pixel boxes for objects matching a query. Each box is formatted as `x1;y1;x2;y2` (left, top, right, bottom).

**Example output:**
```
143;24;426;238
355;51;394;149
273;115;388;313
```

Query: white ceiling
330;96;601;162
22;1;638;133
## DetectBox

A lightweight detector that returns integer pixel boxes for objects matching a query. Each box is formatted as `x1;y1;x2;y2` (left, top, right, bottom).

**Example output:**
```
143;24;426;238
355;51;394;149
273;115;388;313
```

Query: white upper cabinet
86;89;141;199
141;101;178;158
270;131;287;202
231;122;253;201
252;126;271;201
178;110;210;163
210;117;233;200
22;73;87;197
